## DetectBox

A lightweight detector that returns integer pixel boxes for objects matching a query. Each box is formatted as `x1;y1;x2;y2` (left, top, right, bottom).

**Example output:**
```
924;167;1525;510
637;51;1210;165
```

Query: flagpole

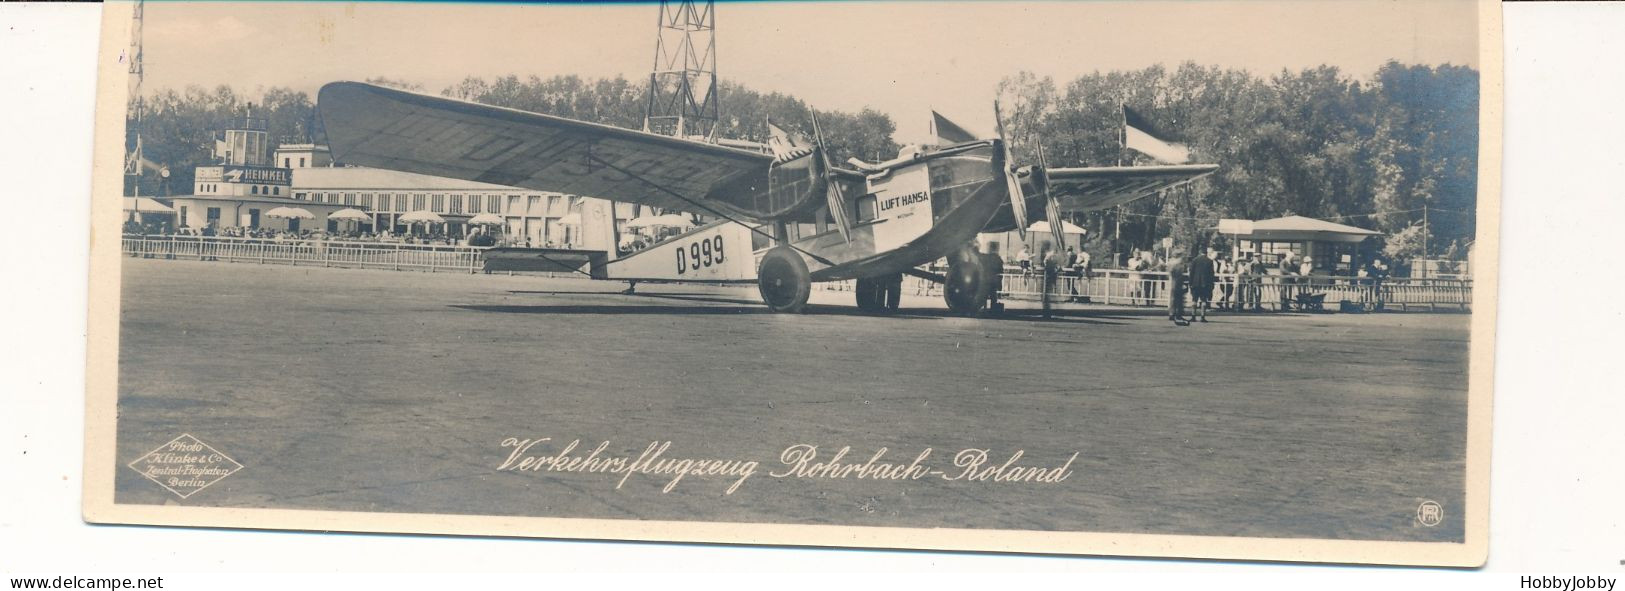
1115;100;1125;266
1117;100;1126;167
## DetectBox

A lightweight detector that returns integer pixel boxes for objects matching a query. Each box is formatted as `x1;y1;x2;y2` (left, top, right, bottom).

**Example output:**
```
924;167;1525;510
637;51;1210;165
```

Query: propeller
809;109;854;242
993;100;1028;238
1035;140;1066;249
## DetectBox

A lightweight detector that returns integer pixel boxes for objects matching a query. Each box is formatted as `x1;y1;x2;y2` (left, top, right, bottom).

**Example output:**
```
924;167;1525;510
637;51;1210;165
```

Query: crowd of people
1006;241;1398;321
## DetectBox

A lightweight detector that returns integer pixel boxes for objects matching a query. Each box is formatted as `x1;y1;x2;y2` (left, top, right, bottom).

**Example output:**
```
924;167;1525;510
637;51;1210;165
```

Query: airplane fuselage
775;142;1005;282
605;141;1006;284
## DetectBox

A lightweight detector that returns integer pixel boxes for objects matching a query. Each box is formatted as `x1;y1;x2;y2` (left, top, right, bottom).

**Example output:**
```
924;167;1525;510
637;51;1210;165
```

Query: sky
138;0;1481;144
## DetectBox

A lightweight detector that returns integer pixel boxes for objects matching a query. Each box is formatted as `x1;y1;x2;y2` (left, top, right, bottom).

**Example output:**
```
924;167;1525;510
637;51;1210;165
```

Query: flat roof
167;194;340;207
293;166;537;192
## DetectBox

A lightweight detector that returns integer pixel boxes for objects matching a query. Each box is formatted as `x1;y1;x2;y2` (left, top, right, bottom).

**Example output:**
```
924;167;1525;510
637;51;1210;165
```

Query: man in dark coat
1189;248;1217;323
1167;254;1189;324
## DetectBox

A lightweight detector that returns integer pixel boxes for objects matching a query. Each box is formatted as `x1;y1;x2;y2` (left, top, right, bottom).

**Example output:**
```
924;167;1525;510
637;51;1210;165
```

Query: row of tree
995;61;1478;260
126;60;1478;260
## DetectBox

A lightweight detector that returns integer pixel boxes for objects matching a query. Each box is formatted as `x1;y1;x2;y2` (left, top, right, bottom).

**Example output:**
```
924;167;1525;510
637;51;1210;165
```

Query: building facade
148;112;642;248
289;166;638;247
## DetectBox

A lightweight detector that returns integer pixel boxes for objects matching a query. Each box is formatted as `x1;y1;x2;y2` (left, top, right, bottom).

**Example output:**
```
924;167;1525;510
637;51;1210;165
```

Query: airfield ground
114;258;1470;542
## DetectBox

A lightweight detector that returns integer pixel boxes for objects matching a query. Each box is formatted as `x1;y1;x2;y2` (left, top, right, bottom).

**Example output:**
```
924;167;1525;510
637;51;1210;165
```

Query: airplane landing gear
856;273;903;312
757;246;811;313
944;250;995;315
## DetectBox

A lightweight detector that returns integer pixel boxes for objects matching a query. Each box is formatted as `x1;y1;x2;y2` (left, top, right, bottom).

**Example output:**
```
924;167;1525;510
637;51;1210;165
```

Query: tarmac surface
115;258;1470;542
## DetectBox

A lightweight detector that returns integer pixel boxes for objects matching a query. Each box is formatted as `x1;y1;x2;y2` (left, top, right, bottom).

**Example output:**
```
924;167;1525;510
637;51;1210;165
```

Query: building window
448;194;463;214
488;195;501;214
547;195;563;215
206;207;221;227
360;193;374;209
432;194;445;212
344;192;355;206
295;192;307;201
412;193;426;211
299;157;306;167
469;195;482;214
251;185;259;195
283;158;291;167
378;194;391;211
272;186;280;195
528;195;543;215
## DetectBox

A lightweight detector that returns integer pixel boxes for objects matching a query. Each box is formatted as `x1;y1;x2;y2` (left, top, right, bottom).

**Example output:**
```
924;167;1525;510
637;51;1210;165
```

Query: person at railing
1214;253;1234;310
1017;245;1033;277
1127;248;1148;305
1277;253;1300;310
1189;248;1216;323
1366;258;1390;311
1237;253;1263;312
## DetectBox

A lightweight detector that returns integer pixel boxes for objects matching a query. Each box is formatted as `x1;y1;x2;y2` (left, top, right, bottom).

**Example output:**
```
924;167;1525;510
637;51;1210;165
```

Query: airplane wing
981;163;1217;233
318;81;774;219
1041;164;1219;212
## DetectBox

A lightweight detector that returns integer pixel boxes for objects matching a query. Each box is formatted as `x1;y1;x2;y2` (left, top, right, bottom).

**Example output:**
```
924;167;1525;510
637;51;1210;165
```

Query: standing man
1215;254;1235;310
1167;252;1189;324
1237;253;1260;311
1278;253;1298;310
1189;248;1217;323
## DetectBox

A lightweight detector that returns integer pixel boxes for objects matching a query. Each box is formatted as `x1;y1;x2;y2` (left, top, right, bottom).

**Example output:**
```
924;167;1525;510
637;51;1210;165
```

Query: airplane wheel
758;246;811;313
944;255;990;315
855;278;880;311
882;273;903;311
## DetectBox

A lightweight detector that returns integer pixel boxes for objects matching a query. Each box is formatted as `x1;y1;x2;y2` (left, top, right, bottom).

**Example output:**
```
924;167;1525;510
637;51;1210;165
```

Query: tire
944;255;991;315
757;246;811;313
882;273;903;311
854;278;881;311
857;274;903;312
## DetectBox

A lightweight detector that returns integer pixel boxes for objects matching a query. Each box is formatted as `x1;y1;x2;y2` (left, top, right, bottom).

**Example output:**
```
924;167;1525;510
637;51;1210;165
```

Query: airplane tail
603;220;758;283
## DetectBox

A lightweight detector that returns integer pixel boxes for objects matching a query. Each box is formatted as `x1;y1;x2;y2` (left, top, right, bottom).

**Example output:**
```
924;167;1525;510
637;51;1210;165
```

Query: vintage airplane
317;81;1216;314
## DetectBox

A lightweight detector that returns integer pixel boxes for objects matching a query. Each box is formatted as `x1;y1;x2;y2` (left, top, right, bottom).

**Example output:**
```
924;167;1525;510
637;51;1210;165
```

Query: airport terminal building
146;116;636;246
288;165;635;247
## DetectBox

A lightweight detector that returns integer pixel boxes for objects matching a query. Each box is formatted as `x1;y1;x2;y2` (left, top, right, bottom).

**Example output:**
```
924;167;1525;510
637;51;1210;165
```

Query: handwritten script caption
497;438;1078;495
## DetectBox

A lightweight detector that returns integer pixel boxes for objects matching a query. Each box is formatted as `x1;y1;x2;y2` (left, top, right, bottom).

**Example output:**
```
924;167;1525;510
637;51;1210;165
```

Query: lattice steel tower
125;0;146;184
643;0;718;140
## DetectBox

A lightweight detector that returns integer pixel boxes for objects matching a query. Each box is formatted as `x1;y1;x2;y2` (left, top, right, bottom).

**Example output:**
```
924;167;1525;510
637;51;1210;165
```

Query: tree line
126;60;1477;261
996;61;1478;261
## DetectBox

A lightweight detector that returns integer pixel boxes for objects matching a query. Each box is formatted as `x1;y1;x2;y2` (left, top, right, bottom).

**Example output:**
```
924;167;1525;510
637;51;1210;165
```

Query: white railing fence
126;235;1471;311
122;235;483;274
823;268;1471;311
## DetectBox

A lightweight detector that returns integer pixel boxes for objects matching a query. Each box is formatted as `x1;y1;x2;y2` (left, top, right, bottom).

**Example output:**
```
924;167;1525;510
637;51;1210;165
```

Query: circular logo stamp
1416;500;1443;527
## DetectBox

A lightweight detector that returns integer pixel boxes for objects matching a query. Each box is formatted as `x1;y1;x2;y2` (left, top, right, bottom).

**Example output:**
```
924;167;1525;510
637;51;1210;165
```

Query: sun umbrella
649;213;694;228
329;208;371;222
266;206;315;220
1027;220;1087;235
622;215;662;229
398;210;446;224
467;213;504;226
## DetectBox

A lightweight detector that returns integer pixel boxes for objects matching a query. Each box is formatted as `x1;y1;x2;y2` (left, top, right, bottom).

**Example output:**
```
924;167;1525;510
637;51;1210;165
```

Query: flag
125;136;142;176
214;138;229;160
1123;106;1191;164
766;120;810;162
930;111;980;145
